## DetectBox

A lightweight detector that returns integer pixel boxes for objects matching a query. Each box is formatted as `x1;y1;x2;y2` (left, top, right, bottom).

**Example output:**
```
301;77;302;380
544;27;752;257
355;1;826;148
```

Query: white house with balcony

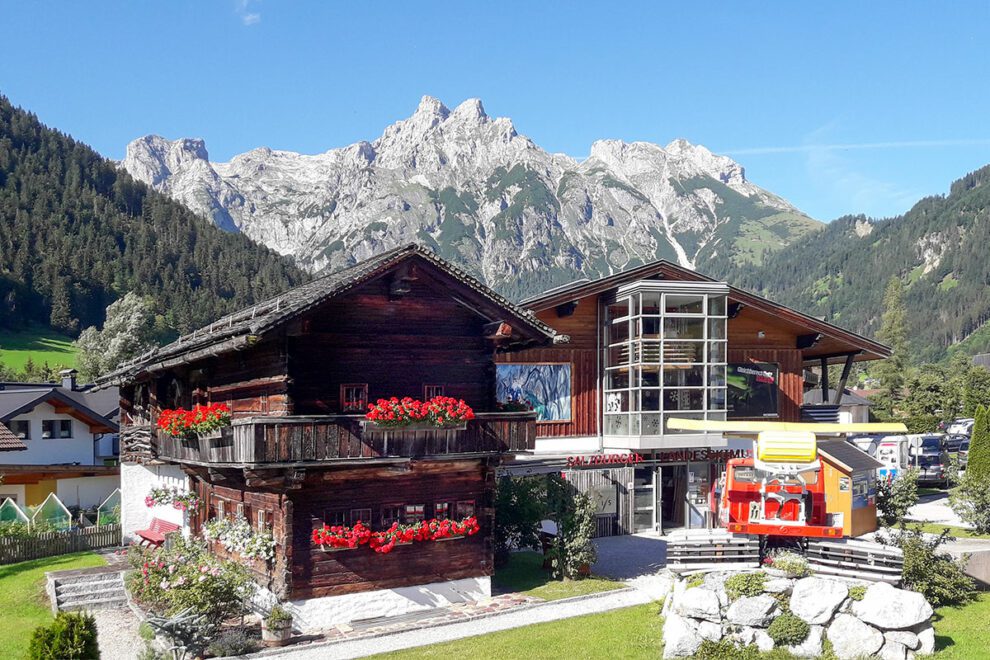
0;369;119;510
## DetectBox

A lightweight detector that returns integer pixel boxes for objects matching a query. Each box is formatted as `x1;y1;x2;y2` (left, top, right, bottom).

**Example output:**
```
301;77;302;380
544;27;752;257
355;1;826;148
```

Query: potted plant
363;396;475;431
262;604;293;647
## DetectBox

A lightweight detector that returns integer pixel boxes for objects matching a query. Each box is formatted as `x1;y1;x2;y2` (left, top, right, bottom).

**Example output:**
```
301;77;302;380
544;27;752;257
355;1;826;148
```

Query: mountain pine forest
2;92;990;366
0;95;305;341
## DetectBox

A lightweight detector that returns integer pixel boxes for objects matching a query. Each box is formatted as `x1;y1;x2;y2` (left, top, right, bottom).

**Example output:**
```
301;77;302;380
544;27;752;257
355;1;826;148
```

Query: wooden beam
483;321;513;340
796;333;823;350
820;357;829;402
832;353;856;405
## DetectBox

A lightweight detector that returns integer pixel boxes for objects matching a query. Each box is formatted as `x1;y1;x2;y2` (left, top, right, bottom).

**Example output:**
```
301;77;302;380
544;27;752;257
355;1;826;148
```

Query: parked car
913;451;951;487
943;433;970;453
908;434;945;455
959;440;969;469
946;418;975;436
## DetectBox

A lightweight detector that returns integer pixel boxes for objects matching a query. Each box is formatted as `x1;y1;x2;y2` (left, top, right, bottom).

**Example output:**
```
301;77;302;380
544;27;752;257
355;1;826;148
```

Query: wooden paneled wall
289;278;494;414
289;460;494;600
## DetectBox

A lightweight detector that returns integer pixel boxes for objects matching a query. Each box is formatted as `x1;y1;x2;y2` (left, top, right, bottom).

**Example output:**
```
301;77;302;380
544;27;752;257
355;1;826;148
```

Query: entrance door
660;464;687;531
632;467;657;533
685;462;711;529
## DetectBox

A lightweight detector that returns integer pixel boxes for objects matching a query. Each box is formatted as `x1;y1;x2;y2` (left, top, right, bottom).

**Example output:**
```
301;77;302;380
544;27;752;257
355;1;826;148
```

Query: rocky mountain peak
120;96;821;295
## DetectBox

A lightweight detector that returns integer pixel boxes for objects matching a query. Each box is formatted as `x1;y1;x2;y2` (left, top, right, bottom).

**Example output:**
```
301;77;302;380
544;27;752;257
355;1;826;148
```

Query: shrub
966;405;990;480
126;535;254;625
265;604;293;629
206;629;260;657
28;612;99;660
765;551;811;578
848;585;867;601
494;476;546;566
767;612;810;646
949;472;990;534
686;574;705;589
878;525;976;607
545;478;597;580
695;639;760;659
725;572;766;600
876;469;919;526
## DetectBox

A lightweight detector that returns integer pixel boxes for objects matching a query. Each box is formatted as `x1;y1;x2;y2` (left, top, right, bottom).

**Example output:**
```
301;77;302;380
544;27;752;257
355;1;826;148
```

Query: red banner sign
656;448;750;462
566;453;645;468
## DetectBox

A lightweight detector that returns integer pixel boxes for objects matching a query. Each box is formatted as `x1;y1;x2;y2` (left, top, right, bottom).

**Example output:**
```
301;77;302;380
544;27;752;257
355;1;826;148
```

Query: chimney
60;368;78;391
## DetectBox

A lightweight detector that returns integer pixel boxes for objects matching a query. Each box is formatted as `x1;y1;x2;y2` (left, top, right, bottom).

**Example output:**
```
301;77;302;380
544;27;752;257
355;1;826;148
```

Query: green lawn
907;522;990;540
0;325;78;373
0;551;105;658
493;551;624;601
375;603;664;659
933;593;990;658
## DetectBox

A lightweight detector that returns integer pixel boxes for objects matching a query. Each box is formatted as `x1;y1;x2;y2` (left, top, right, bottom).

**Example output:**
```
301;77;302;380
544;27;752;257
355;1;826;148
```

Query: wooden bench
136;518;180;548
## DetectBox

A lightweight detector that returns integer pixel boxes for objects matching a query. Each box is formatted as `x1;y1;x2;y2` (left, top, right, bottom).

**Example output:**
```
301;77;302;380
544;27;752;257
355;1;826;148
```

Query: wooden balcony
151;412;537;466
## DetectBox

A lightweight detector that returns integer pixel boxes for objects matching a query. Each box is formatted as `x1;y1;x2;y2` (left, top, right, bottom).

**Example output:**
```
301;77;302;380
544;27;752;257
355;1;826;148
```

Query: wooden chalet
103;245;559;628
498;260;890;537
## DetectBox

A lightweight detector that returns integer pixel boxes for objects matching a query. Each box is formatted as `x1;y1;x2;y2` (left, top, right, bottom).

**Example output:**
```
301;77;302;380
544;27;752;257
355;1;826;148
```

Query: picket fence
0;524;122;565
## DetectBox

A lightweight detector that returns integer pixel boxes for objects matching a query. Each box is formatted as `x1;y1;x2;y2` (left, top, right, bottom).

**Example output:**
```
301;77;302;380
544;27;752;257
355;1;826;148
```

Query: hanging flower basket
158;403;232;439
363;396;474;431
312;516;480;555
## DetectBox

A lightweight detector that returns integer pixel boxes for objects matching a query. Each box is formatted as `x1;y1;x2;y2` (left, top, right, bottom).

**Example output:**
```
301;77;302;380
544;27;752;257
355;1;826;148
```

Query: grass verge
906;522;990;540
933;593;990;658
0;551;105;658
493;551;624;601
374;602;663;659
0;324;78;373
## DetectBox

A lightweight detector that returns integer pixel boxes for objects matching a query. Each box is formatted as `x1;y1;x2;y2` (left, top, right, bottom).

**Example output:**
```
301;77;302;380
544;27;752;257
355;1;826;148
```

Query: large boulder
790;576;848;624
726;594;778;627
912;623;935;655
763;577;795;593
879;640;913;660
787;624;824;658
733;627;774;652
753;629;775;653
675;587;722;623
696;620;722;642
662;614;704;659
852;582;934;630
885;629;920;650
827;613;884;660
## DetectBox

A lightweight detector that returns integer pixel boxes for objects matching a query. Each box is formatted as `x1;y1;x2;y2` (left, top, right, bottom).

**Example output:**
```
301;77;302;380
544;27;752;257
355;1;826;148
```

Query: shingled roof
0;422;26;452
98;244;561;386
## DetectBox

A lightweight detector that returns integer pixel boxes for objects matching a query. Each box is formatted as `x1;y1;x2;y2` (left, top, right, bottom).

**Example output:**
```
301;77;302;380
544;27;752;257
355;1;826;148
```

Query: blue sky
1;1;988;221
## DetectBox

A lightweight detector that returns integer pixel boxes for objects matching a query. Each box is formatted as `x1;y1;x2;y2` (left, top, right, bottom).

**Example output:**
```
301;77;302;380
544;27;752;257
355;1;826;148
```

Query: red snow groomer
665;420;905;583
717;431;843;539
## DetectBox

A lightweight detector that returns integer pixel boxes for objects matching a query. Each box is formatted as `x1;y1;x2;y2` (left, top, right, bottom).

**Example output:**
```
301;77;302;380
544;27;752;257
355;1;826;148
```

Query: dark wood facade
113;248;556;604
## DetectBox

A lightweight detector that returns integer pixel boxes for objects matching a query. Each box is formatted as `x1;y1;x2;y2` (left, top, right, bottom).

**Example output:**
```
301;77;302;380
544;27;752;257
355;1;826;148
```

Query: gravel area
93;608;145;660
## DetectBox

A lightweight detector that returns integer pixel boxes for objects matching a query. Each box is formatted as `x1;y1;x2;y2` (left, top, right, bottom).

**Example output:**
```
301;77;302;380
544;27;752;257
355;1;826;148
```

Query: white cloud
235;0;261;26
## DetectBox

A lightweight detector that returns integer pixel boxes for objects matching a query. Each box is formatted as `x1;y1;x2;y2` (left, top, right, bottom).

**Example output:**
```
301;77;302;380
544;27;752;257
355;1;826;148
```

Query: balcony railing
150;412;537;466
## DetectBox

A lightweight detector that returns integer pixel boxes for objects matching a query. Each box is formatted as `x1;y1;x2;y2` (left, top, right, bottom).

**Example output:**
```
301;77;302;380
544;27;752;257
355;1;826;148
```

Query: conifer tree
966;405;990;481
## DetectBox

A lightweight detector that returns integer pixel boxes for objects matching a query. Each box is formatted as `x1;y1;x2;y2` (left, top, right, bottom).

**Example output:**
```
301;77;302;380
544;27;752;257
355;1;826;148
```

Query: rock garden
662;555;935;659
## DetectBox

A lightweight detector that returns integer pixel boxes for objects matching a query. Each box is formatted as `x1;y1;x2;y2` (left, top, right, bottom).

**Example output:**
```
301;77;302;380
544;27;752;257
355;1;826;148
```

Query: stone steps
48;569;127;613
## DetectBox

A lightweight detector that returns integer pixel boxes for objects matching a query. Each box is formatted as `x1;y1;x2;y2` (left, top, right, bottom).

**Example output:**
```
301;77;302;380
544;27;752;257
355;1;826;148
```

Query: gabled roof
0;387;118;433
522;259;891;364
98;244;561;386
0;423;26;452
817;439;884;472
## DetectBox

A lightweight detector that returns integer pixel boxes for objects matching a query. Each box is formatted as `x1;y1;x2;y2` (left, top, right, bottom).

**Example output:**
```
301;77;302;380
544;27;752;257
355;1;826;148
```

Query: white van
875;435;910;479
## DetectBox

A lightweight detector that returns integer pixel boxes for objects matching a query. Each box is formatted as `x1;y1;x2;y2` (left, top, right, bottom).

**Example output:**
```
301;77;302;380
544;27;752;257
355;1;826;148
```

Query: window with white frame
341;384;368;413
41;419;72;439
434;502;451;520
404;504;425;523
603;283;728;437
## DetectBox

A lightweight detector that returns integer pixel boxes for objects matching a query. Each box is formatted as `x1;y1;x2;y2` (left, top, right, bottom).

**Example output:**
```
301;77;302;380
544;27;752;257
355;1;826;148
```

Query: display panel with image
496;363;571;421
726;363;779;418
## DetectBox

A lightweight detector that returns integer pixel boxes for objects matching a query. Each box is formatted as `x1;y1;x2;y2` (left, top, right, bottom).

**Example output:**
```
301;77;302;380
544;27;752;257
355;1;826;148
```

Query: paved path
258;588;658;659
592;533;667;580
906;491;970;528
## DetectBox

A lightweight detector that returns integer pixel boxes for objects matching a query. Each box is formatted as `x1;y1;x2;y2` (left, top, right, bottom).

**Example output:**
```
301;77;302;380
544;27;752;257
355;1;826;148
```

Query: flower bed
202;515;276;562
365;396;475;429
145;486;200;511
312;516;480;554
157;402;231;438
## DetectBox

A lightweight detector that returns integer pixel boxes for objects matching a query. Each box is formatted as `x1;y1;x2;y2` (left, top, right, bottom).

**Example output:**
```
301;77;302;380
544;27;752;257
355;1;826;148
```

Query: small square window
381;504;403;528
434;502;451;520
42;420;72;439
236;503;244;518
215;500;226;520
350;508;371;526
257;509;268;531
423;385;445;400
9;420;29;439
341;384;368;413
404;504;425;523
325;510;347;526
456;500;476;519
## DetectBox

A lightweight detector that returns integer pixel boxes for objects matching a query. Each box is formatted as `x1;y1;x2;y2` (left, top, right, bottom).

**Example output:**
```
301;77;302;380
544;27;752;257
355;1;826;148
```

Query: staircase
47;567;127;613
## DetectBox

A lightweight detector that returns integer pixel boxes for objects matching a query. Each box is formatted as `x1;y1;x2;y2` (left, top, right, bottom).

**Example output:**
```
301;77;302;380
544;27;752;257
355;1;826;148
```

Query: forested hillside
0;95;306;338
724;165;990;362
